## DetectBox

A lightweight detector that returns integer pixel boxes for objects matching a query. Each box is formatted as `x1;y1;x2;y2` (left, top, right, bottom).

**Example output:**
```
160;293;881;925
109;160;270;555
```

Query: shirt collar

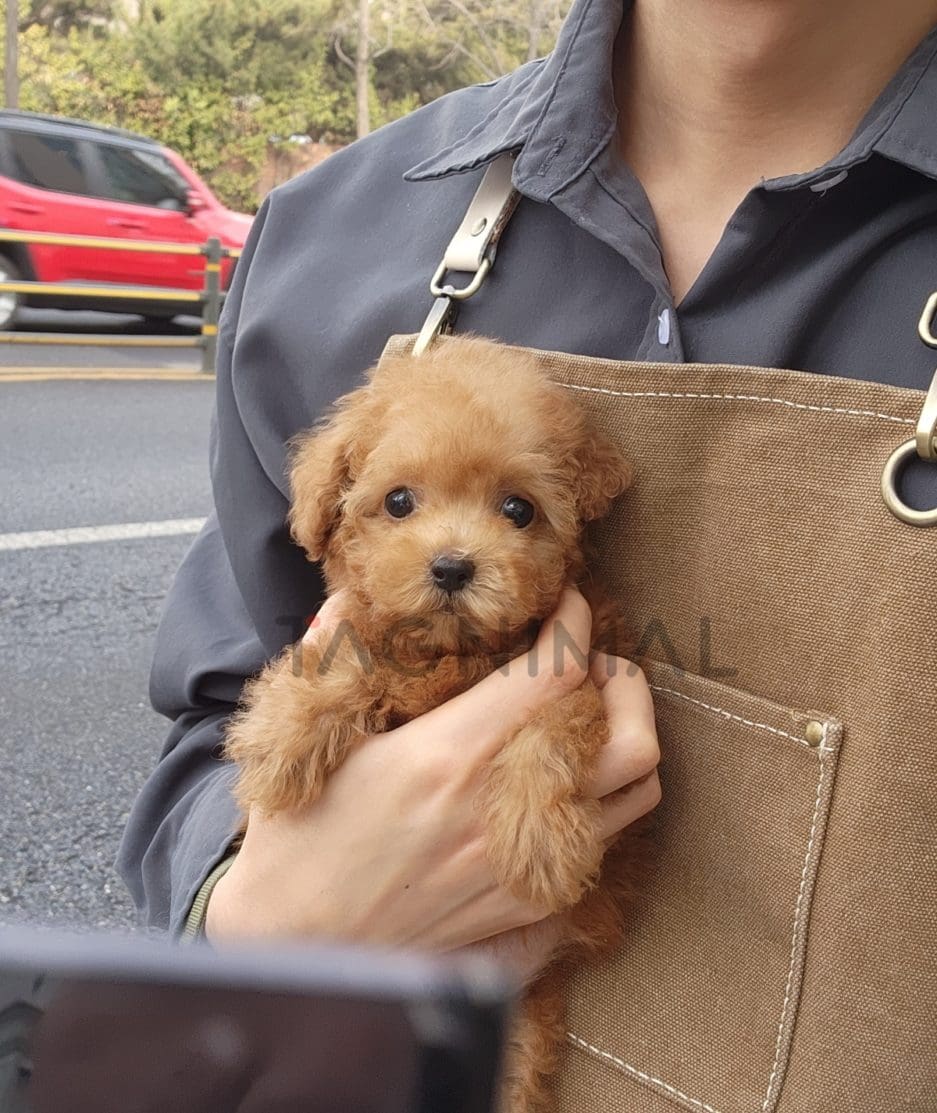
765;22;937;191
405;0;937;193
404;0;620;199
863;26;937;183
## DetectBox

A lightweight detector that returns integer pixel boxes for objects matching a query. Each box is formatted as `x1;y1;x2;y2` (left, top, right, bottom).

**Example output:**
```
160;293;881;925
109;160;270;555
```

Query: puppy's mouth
434;590;469;615
369;577;542;660
427;582;531;637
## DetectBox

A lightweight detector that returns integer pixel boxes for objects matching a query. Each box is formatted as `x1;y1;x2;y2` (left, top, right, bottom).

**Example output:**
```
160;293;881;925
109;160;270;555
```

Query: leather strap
414;152;519;356
438;151;520;276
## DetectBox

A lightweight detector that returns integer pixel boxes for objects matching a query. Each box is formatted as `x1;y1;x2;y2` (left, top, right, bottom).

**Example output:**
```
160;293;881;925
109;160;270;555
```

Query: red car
0;110;254;328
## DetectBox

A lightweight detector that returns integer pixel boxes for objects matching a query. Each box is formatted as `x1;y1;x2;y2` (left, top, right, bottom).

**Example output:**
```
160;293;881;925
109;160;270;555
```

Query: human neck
618;0;937;179
615;0;937;300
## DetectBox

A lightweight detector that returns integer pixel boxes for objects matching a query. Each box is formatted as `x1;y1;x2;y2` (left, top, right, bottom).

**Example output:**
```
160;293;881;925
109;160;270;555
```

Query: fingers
302;589;351;644
416;585;593;759
454;915;565;984
586;655;659;798
309;593;659;804
599;769;662;840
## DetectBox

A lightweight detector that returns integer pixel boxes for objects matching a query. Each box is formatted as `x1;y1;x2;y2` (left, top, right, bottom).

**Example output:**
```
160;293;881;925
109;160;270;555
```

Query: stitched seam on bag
565;728;832;1113
761;726;831;1111
565;1034;726;1113
650;685;816;749
557;382;915;426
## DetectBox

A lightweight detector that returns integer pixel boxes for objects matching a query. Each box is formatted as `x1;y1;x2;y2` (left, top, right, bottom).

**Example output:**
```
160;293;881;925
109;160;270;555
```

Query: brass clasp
412;153;519;358
413;296;459;357
918;291;937;348
881;367;937;526
429;257;492;301
914;366;937;461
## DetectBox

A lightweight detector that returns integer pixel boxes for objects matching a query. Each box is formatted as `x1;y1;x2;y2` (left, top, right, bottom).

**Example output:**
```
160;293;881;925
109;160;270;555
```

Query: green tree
5;0;569;209
21;0;116;34
132;0;334;95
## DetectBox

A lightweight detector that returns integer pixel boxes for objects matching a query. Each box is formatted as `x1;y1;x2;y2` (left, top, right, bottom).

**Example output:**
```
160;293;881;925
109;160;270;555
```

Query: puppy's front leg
226;633;383;816
480;682;606;913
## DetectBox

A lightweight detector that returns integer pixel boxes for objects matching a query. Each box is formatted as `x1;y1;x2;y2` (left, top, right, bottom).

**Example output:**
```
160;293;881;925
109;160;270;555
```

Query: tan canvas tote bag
386;154;937;1113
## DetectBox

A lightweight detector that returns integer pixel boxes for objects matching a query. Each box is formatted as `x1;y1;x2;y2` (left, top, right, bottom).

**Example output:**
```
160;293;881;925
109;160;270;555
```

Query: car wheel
0;256;22;330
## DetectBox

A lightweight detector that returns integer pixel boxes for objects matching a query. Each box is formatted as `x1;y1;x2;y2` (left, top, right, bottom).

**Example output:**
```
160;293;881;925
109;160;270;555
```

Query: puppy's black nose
430;555;475;594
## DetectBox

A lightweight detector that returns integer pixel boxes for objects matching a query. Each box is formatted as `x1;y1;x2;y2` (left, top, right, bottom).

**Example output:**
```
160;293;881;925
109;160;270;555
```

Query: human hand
206;587;660;952
452;647;661;982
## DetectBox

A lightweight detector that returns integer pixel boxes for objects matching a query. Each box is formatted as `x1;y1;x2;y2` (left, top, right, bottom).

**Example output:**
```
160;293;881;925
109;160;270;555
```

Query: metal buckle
915;366;937;461
918;291;937;347
416;252;495;356
429;256;492;301
881;366;937;526
413;296;459;357
413;153;518;357
418;250;495;356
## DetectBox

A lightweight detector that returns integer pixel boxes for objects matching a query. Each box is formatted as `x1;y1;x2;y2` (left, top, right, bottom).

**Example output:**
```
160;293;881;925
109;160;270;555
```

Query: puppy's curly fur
226;336;643;1112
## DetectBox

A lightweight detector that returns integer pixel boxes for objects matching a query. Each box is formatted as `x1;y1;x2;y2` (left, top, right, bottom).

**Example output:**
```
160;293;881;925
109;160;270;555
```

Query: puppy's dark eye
500;496;535;528
385;488;416;518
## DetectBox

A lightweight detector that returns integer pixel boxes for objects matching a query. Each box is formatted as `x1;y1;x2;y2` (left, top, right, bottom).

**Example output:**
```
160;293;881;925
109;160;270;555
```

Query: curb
0;366;212;382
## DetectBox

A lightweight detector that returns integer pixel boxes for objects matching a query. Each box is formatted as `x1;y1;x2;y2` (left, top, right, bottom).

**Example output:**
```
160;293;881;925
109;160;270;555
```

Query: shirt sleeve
114;86;501;935
115;195;327;935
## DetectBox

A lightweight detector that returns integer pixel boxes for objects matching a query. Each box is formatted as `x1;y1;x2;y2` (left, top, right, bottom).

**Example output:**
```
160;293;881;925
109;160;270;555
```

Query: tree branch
332;30;355;70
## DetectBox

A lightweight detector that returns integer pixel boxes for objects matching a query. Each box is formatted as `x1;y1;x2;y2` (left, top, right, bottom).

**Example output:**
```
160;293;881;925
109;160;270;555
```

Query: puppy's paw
226;639;382;816
482;685;605;912
480;682;608;912
486;792;605;912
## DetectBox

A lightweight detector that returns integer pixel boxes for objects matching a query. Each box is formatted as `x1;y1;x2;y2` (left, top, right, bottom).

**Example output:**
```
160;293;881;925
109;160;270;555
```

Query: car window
4;130;90;195
132;149;190;196
95;144;187;209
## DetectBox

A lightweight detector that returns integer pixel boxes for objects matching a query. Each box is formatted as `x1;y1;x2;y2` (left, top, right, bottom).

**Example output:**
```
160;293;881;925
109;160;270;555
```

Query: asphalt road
0;375;215;933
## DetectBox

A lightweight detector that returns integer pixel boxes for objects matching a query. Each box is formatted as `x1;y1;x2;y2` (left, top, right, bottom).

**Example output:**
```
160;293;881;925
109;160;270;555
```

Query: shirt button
657;308;672;346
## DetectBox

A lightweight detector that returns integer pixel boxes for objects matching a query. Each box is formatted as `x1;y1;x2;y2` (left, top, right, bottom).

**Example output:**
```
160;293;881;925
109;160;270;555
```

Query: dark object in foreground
0;927;513;1113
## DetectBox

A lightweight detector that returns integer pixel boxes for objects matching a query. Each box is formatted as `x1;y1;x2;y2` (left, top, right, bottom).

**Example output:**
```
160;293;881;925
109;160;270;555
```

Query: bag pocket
558;660;843;1113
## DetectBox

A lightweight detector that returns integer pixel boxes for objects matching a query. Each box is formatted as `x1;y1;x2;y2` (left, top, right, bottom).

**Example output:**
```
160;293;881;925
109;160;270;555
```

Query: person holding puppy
121;0;937;1108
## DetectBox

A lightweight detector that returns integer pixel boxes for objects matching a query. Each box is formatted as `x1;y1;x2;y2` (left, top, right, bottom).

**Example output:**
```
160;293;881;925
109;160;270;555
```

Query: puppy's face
289;339;631;652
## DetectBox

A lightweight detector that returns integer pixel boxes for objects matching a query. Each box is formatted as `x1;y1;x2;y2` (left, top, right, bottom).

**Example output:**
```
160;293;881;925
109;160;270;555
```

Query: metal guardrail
0;229;243;373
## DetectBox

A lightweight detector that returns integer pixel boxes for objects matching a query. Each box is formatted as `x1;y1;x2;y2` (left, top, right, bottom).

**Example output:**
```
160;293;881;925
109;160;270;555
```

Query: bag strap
414;152;520;356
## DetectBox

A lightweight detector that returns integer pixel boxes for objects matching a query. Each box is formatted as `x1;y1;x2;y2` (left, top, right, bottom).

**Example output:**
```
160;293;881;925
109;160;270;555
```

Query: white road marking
0;517;206;552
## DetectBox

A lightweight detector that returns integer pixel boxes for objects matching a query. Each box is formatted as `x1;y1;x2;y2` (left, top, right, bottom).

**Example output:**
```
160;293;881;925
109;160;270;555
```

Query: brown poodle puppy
226;336;639;1112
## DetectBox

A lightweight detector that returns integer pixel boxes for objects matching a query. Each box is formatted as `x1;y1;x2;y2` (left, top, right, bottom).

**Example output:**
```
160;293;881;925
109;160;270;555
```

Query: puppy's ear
288;385;375;561
542;384;633;521
574;426;634;521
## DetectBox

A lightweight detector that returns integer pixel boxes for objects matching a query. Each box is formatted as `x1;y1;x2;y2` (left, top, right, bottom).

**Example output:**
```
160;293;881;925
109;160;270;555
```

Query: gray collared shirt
118;0;937;933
